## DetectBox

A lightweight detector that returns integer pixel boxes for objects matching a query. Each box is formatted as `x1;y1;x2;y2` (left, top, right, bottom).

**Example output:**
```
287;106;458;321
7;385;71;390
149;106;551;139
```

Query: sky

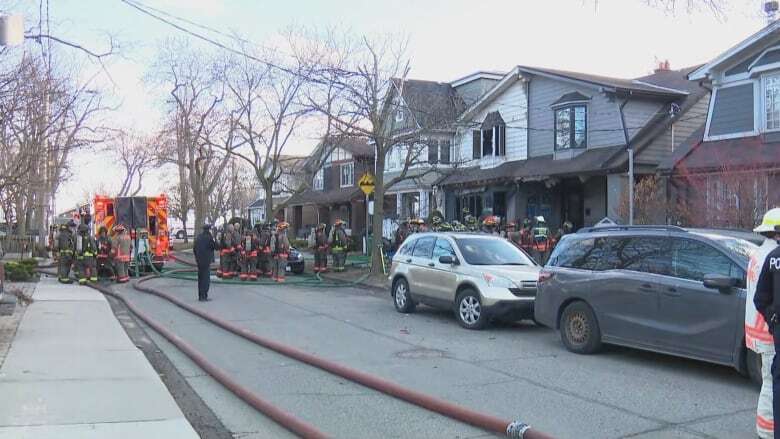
11;0;770;211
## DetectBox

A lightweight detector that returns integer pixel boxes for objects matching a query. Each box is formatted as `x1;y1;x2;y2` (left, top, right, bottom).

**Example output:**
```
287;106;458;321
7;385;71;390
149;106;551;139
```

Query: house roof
438;145;626;187
658;124;706;172
516;65;689;97
552;91;591;106
392;78;466;130
689;20;780;80
248;196;289;209
666;133;780;175
449;71;505;87
286;187;363;206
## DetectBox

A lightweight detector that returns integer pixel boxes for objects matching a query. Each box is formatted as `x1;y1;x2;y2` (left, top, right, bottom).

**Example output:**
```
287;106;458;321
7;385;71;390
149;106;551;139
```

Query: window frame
340;162;354;188
553;104;587;151
670;238;737;283
762;72;780;133
411;236;436;259
313;169;324;190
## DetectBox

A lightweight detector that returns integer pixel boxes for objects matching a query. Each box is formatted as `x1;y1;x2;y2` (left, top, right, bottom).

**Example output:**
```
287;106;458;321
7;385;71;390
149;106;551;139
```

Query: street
113;274;757;439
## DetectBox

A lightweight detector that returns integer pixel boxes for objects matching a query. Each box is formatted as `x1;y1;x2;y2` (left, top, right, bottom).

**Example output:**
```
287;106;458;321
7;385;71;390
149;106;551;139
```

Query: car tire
175;231;185;240
392;278;415;313
455;288;488;330
560;301;602;354
746;349;763;388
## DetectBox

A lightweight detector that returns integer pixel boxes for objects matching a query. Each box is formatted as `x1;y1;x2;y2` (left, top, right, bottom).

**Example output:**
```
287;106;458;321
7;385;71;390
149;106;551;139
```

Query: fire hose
33;267;556;439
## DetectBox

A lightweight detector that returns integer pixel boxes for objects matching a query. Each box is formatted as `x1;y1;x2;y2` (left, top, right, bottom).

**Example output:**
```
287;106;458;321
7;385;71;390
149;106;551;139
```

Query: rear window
548;236;605;270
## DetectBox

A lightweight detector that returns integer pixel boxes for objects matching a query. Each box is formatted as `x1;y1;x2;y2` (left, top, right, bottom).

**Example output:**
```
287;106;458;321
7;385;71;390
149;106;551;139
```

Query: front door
562;180;584;229
655;238;742;362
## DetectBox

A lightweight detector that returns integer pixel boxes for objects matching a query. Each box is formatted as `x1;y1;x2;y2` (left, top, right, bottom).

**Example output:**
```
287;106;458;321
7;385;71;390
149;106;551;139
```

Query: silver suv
389;233;540;329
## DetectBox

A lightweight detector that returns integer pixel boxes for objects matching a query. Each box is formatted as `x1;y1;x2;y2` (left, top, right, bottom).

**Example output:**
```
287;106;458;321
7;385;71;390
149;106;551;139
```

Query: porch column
419;190;429;219
396;193;402;217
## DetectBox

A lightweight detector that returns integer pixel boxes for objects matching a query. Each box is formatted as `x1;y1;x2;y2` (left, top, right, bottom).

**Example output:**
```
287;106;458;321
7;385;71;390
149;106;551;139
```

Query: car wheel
560;301;602;354
392;278;415;313
455;288;487;330
746;349;763;388
176;231;185;240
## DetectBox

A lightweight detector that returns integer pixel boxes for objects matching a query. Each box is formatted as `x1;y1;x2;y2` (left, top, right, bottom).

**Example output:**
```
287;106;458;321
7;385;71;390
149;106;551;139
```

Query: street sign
358;173;375;195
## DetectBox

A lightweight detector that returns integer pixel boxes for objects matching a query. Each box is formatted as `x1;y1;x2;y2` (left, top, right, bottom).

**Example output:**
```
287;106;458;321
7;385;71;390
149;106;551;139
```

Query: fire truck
92;195;170;270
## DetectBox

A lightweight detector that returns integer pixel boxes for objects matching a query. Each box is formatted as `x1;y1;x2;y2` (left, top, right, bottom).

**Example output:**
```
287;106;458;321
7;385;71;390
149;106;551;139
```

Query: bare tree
110;130;160;197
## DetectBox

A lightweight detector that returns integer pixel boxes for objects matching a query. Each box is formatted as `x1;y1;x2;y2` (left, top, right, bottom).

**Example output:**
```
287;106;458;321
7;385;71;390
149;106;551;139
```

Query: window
412;236;435;259
454;237;534;266
554;105;587;150
472;131;481;159
671;239;736;282
460;194;483;219
399;238;417;256
340;162;354;187
395;109;404;122
765;74;780;131
314;169;324;190
440;139;451;164
482;128;493;156
599;237;673;276
428;140;439;164
550;237;607;270
433;238;455;259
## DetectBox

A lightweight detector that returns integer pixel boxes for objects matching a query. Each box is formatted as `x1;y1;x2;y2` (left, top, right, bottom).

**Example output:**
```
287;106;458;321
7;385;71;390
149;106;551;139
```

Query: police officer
55;223;75;284
112;224;132;283
96;226;112;279
329;219;348;272
313;223;329;273
75;224;98;285
753;208;780;438
194;224;216;301
755;230;780;439
273;221;291;282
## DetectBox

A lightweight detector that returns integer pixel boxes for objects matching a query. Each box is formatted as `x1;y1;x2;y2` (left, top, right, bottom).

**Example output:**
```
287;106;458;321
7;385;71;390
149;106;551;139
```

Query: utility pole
618;99;633;225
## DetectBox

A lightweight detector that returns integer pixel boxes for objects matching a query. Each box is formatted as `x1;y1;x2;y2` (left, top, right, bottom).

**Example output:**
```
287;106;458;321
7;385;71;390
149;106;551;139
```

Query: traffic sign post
358;174;375;255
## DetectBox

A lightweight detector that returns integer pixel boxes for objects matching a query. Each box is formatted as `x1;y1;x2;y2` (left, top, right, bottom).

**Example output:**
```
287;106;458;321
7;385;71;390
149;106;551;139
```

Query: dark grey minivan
534;225;761;380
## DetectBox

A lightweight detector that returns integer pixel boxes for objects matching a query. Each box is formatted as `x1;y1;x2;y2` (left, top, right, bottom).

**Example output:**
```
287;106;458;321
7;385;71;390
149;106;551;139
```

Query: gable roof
689;20;780;80
392;78;466;130
516;65;689;97
552;91;591;106
449;71;505;88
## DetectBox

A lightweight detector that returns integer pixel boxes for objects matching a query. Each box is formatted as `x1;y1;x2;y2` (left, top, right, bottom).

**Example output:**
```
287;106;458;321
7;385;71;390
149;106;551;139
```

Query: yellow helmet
755;208;780;234
277;221;289;231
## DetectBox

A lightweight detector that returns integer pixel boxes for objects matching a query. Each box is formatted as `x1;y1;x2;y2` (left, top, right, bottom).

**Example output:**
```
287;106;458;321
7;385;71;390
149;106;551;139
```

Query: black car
287;247;305;274
534;225;761;382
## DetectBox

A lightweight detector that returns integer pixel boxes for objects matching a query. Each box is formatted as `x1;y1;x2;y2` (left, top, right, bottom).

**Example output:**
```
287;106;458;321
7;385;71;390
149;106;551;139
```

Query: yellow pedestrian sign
358;173;375;195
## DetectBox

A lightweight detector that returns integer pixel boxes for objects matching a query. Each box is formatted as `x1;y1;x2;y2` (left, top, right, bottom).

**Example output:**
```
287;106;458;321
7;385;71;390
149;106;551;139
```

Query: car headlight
482;272;516;289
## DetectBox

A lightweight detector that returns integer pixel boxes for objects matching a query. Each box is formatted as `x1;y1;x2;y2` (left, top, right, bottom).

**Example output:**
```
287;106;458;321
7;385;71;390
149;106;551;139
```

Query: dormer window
554;105;587;150
471;111;506;159
764;73;780;131
313;169;324;190
395;110;404;123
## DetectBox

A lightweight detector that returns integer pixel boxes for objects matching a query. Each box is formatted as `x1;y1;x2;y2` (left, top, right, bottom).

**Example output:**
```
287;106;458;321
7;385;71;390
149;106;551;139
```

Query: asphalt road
113;275;759;439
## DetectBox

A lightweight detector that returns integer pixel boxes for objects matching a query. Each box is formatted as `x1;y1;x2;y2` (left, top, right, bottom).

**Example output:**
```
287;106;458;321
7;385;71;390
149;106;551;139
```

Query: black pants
197;263;211;300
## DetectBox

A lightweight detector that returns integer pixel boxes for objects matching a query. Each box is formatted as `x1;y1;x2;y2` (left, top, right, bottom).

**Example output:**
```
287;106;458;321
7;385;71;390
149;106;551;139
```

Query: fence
0;236;34;259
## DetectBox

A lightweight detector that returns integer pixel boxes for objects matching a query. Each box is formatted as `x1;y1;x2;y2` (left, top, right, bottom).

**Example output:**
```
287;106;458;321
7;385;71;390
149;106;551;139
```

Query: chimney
766;1;779;25
654;59;671;73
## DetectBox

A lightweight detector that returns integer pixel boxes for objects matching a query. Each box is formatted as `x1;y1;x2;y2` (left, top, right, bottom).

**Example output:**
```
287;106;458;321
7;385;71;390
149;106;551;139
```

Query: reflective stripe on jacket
746;239;778;354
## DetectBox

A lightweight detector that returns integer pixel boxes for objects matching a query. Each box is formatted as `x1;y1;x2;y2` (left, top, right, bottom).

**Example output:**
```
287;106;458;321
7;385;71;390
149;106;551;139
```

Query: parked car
388;232;540;329
534;225;761;382
287;247;305;274
171;227;195;240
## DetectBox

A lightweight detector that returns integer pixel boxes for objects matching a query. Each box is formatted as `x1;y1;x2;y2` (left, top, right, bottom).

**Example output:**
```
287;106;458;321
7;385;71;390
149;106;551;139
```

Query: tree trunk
264;183;274;223
370;152;385;278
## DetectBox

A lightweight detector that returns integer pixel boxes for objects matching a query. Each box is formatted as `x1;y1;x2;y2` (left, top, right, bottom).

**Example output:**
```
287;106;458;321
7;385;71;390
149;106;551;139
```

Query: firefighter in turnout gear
481;215;499;235
330;219;348;272
239;225;259;281
75;224;98;285
96;226;113;279
506;222;522;248
273;221;291;282
750;208;780;438
313;223;329;273
258;223;273;277
219;224;236;279
230;222;243;276
111;224;132;283
55;223;75;283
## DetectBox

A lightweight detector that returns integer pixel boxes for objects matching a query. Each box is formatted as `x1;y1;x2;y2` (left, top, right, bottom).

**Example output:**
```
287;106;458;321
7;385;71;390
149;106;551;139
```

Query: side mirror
703;274;737;291
439;255;457;265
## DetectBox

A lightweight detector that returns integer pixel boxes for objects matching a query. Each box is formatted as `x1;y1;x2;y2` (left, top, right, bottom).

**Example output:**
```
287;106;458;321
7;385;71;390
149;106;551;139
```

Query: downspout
617;95;633;225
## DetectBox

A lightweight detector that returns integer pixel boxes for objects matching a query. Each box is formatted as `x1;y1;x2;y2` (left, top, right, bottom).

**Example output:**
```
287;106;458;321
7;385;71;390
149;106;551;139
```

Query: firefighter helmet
277;221;289;231
482;216;498;227
316;223;326;230
113;224;126;233
334;219;345;227
755;208;780;234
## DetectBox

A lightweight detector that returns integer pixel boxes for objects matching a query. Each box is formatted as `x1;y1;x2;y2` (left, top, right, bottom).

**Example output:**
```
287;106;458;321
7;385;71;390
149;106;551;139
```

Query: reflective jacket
749;239;779;353
97;235;112;258
75;234;97;258
274;231;290;255
330;228;347;250
112;233;132;262
315;230;329;250
56;230;74;254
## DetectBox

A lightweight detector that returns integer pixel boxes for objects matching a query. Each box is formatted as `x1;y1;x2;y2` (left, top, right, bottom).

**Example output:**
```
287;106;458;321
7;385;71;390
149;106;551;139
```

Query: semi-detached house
386;63;708;230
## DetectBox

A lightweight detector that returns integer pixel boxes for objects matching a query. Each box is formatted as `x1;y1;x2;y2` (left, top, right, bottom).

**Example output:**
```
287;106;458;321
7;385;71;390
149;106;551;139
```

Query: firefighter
749;208;780;438
313;223;329;273
519;218;534;254
329;219;348;273
75;224;98;285
430;216;442;232
506;221;522;247
111;224;132;283
96;226;113;279
219;224;236;279
55;223;75;284
273;221;291;282
258;223;273;277
481;215;499;235
394;219;410;252
464;214;478;232
239;224;259;281
215;226;226;278
231;222;243;277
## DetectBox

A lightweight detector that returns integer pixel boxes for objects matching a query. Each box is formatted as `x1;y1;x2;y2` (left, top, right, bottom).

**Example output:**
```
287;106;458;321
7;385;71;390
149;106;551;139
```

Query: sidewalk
0;277;199;439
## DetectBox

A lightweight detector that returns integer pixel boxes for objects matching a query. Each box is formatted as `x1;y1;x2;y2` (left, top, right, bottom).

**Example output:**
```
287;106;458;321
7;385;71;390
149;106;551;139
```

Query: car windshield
454;237;534;266
690;232;758;260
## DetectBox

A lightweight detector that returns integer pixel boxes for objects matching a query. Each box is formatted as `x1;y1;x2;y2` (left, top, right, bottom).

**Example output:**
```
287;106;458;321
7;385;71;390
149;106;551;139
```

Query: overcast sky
28;0;769;210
